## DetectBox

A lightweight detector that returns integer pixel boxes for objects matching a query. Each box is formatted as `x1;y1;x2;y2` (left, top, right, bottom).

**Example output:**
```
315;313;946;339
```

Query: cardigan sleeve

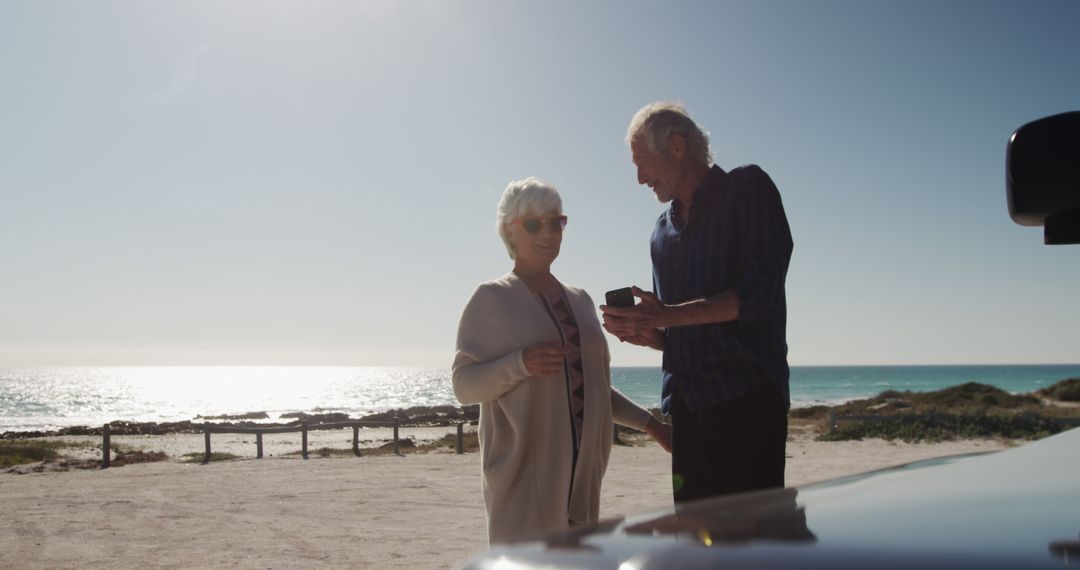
451;284;532;405
452;349;529;405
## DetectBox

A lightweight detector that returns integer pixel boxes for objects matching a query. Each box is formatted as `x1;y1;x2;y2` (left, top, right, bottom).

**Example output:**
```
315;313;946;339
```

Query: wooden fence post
256;432;263;459
456;423;464;454
302;422;309;460
827;410;836;434
203;429;211;464
101;424;111;469
353;425;361;457
393;417;400;455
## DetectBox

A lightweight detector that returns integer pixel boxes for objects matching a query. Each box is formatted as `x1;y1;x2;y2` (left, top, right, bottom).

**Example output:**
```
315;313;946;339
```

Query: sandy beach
0;421;1013;570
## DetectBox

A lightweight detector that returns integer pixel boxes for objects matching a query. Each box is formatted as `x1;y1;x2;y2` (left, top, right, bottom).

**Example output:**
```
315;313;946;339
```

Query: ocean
2;365;1078;433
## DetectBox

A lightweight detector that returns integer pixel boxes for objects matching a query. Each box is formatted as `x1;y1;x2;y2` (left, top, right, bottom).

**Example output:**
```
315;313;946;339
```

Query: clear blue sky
2;0;1078;367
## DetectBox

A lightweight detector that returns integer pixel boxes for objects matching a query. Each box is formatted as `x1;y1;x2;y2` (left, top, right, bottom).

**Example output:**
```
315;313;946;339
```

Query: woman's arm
451;285;532;404
611;388;672;453
453;341;570;404
451;349;530;405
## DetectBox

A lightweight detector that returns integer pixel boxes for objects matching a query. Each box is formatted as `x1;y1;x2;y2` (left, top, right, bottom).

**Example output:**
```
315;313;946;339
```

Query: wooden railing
100;419;469;468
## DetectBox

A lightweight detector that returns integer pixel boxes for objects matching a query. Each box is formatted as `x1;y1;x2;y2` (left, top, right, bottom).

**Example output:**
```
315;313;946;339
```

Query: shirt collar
669;164;726;225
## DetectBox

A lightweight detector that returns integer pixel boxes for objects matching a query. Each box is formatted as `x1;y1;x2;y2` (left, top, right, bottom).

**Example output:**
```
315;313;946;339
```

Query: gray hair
625;101;713;167
495;177;563;260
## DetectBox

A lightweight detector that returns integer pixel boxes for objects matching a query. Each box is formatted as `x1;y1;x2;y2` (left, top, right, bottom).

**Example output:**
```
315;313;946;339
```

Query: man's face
630;136;682;203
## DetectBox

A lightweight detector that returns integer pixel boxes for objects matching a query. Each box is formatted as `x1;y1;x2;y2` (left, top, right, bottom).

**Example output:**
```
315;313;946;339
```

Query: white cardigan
452;272;653;544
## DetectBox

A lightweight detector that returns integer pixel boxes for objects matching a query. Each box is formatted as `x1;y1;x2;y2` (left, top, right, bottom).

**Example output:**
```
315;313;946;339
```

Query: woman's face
506;209;565;272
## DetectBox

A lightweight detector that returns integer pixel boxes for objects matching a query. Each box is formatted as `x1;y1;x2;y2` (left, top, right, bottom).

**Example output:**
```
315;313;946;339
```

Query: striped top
535;281;586;479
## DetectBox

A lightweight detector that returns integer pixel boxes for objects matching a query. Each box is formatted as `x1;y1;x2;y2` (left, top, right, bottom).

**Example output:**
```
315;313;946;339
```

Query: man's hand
616;328;665;351
600;311;637;339
600;286;670;345
522;342;569;377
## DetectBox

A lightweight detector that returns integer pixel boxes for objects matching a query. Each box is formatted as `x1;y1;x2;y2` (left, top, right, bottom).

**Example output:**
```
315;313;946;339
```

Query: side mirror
1006;111;1080;244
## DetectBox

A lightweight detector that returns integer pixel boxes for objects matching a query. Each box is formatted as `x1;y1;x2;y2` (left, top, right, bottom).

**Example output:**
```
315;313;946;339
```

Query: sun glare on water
1;367;454;431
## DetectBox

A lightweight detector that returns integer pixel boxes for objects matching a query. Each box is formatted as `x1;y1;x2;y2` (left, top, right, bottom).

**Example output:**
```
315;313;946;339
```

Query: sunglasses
509;215;568;235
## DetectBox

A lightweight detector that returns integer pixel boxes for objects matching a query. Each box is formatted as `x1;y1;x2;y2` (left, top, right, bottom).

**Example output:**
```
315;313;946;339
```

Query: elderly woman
453;177;671;544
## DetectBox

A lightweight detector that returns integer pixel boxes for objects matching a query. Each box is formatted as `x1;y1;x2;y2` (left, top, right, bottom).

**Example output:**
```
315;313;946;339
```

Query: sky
1;0;1078;368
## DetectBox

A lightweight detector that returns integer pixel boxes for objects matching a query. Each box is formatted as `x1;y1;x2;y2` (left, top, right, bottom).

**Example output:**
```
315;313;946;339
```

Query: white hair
626;101;713;167
495;177;562;260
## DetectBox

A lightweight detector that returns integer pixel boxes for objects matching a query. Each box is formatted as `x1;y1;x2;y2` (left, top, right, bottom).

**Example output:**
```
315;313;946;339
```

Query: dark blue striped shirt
651;164;793;413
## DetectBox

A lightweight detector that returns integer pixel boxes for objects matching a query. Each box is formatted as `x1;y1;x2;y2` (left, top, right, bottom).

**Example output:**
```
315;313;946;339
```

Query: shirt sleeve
451;286;531;404
730;166;794;322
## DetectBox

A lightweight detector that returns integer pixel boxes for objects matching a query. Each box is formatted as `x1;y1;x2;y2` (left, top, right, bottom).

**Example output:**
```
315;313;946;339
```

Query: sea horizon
3;364;1079;433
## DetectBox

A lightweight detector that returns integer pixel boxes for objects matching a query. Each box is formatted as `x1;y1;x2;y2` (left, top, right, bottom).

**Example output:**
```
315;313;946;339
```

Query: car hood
459;427;1080;569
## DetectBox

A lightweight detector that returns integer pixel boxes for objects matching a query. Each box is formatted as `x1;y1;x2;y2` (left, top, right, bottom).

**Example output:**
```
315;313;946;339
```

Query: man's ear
668;133;687;160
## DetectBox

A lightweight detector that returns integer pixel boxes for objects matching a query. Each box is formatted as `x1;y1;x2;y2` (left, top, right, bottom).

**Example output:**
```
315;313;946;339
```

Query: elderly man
601;102;793;503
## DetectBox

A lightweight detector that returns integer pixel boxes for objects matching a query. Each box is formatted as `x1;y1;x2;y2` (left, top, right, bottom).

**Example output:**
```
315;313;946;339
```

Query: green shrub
310;447;357;458
423;431;479;453
829;382;1046;418
112;450;169;466
817;412;1061;443
181;452;241;463
790;405;829;420
1038;378;1080;402
0;443;61;467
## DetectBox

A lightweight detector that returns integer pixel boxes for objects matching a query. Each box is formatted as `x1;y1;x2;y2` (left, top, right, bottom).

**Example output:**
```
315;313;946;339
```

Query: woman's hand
522;342;569;377
645;415;673;453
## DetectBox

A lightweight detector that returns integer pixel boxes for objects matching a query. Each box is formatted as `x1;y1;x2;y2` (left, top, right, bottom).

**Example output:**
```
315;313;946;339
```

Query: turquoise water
2;365;1078;432
613;364;1080;408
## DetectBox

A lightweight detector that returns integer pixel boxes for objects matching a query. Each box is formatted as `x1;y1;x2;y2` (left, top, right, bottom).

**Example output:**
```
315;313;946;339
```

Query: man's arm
601;167;790;343
603;166;792;334
647;288;740;328
728;165;793;321
601;286;738;341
